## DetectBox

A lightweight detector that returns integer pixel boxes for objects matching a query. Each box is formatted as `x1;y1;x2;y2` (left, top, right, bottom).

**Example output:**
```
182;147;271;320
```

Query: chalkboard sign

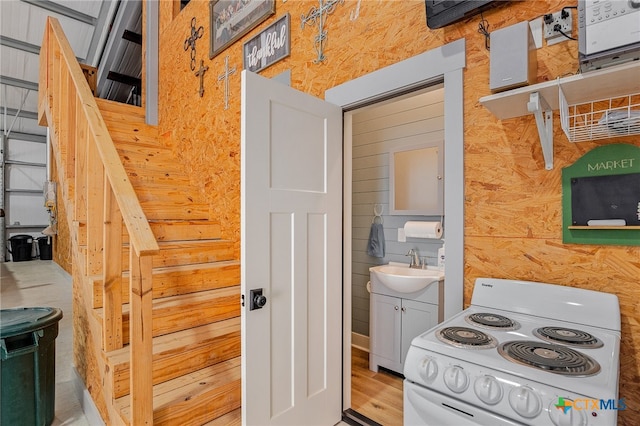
571;173;640;226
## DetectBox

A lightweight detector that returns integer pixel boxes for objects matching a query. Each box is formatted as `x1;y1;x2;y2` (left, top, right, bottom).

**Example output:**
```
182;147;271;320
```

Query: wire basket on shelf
560;88;640;143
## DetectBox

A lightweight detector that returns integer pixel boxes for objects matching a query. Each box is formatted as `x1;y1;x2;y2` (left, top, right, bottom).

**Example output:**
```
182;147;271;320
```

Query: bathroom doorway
347;85;445;426
325;39;466;423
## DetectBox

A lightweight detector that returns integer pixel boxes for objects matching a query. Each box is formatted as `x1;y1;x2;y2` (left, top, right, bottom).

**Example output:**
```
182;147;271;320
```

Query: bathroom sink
370;264;444;294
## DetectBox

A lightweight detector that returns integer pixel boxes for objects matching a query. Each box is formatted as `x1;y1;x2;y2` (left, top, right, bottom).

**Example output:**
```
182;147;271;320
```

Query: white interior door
241;70;343;426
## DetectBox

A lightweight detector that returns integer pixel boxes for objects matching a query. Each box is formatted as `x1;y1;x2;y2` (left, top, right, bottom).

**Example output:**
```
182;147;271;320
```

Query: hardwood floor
350;347;403;425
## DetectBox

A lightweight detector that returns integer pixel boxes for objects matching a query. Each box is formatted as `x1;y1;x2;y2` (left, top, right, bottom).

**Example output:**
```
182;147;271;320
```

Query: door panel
241;70;342;425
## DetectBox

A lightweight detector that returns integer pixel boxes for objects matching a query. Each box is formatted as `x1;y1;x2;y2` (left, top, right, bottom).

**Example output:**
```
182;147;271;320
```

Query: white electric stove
404;278;621;425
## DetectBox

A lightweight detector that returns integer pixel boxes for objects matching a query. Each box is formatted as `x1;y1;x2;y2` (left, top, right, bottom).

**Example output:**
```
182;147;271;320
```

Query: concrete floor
1;260;92;425
1;260;356;426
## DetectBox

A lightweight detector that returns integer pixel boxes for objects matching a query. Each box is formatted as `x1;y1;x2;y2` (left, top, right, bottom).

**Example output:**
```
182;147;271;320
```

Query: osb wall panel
50;149;72;273
72;261;108;420
157;0;639;421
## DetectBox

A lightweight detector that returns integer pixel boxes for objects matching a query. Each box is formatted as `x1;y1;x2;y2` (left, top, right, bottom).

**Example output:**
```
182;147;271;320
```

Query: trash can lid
9;234;33;241
0;307;63;338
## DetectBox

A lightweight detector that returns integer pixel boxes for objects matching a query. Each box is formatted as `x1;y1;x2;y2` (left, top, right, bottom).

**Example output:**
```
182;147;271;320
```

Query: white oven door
404;381;524;426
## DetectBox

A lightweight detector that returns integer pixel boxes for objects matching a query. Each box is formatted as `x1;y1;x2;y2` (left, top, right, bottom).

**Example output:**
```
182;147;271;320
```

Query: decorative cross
301;0;344;63
217;56;236;110
184;17;204;71
195;60;209;97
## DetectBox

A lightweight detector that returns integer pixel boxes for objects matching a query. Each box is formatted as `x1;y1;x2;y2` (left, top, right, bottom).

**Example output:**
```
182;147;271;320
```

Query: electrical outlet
543;9;572;41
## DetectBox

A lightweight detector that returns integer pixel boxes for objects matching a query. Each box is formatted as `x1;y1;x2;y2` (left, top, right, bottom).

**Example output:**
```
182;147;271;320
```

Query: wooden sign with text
243;13;290;73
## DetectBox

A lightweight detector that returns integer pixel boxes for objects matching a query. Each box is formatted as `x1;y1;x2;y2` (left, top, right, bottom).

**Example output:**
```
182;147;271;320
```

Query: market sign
243;13;290;73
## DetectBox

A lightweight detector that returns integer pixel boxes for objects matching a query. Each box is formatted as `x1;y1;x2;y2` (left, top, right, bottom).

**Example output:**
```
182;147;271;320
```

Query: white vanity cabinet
369;273;443;375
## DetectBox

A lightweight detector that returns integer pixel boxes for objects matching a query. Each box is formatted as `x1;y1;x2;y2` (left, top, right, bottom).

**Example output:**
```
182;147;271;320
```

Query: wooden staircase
38;18;241;425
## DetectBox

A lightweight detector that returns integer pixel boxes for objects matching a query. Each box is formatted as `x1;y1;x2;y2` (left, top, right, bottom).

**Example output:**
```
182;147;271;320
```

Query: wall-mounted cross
301;0;344;63
195;60;209;97
184;17;204;71
217;56;236;110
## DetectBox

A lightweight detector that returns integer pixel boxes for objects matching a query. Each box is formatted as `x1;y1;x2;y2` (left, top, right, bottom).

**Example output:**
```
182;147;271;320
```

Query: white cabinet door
370;293;401;368
401;298;439;366
370;293;439;375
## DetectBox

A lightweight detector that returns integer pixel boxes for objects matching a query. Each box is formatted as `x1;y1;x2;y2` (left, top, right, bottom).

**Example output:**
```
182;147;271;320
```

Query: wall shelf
479;61;640;170
568;226;640;230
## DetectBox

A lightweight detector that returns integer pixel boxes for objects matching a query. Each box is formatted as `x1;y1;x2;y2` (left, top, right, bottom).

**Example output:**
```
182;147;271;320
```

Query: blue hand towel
367;222;385;258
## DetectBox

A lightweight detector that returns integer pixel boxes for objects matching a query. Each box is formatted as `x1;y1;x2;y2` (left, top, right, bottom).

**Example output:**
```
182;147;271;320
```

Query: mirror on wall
389;144;443;215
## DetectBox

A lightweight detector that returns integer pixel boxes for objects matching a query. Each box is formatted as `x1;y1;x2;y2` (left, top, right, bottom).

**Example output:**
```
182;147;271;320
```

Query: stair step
148;220;222;242
202;408;241;426
107;318;240;399
96;98;145;122
116;147;187;174
139;201;210;221
127;170;192;187
91;260;239;308
123;239;234;268
134;187;202;206
116;357;241;425
108;123;159;143
95;286;241;343
115;144;177;164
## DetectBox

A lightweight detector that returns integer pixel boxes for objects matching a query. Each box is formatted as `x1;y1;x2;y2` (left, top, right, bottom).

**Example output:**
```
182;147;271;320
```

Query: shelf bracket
527;92;553;170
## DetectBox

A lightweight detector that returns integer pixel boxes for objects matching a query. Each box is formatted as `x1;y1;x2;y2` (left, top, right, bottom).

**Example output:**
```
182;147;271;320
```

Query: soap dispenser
437;241;445;269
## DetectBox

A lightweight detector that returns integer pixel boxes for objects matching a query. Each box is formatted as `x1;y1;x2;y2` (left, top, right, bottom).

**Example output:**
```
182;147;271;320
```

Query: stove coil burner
498;341;601;376
436;326;498;349
465;313;520;330
533;326;604;348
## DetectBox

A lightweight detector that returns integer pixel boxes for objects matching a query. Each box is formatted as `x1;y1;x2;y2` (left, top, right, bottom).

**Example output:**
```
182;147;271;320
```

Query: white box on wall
490;21;538;92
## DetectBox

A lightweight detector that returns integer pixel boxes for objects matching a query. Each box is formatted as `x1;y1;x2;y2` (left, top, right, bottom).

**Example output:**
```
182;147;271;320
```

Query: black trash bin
1;307;64;426
38;236;53;260
8;234;34;262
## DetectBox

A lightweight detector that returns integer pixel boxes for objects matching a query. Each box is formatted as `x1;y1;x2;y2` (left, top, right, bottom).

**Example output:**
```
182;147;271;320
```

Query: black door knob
254;294;267;308
249;288;267;310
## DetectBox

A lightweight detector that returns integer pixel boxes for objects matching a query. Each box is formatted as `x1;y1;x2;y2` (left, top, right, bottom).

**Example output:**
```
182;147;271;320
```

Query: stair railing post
103;183;123;351
129;250;154;424
86;136;104;276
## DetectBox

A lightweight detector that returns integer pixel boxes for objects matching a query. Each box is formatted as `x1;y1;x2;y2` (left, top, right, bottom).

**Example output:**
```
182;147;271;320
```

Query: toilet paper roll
403;221;442;239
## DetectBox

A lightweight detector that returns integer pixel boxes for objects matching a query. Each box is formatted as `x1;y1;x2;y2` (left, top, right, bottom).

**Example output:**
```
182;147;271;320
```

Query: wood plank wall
156;0;638;423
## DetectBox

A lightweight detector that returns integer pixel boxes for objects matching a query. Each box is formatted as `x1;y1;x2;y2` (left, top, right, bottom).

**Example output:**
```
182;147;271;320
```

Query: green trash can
1;307;63;426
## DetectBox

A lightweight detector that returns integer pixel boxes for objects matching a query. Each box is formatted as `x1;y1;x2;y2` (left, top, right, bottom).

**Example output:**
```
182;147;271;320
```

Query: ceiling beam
0;75;38;91
2;108;39;121
123;30;142;45
85;0;121;67
21;0;97;26
0;131;46;143
0;35;40;55
107;71;141;92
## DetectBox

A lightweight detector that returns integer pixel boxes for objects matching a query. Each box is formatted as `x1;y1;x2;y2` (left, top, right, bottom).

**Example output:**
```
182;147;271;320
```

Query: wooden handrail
39;17;156;424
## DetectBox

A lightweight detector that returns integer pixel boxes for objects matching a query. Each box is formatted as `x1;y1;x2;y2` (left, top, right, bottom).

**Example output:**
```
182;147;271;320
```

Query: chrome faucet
406;249;421;269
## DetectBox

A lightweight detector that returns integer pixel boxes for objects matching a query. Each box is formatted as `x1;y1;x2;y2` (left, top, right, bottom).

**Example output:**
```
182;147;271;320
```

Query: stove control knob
548;399;586;426
474;375;503;405
418;357;438;383
443;365;469;393
509;386;542;418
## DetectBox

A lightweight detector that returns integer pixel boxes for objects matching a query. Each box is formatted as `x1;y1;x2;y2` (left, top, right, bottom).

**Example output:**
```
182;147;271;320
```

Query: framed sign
209;0;275;59
243;13;290;73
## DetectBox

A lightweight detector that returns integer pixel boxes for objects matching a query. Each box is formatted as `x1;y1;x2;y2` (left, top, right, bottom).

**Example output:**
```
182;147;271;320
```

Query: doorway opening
325;39;466;425
347;85;445;425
